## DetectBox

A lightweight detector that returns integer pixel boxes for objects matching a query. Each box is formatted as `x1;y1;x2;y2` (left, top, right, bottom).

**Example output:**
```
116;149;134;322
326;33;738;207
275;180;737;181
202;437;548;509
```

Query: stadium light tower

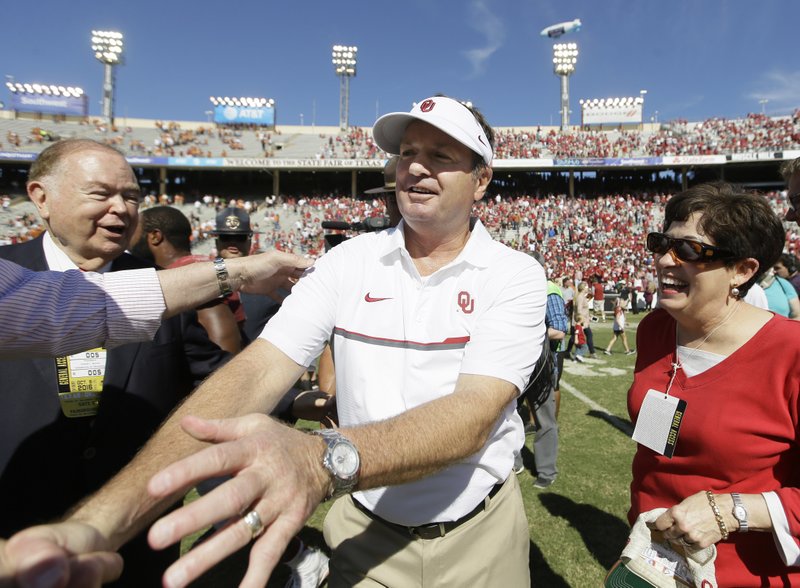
91;30;124;123
552;42;578;130
332;45;357;130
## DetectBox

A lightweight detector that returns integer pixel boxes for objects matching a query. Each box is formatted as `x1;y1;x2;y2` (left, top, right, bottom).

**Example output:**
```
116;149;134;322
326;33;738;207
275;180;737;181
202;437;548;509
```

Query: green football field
190;316;644;587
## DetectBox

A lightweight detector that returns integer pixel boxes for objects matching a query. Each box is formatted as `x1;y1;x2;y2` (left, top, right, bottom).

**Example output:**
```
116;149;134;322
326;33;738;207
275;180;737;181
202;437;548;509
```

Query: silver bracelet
213;257;233;297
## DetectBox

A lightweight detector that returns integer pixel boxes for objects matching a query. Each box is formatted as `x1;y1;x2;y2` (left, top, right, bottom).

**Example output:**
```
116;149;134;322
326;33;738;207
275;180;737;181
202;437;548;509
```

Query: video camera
321;217;392;250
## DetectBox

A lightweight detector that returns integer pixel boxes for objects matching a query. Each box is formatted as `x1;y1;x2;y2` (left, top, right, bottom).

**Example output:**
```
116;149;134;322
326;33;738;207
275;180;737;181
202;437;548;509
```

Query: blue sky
2;0;798;128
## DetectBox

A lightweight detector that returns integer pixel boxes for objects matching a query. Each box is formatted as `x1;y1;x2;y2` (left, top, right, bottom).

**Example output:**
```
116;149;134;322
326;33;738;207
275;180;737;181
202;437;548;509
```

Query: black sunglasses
646;232;734;263
217;234;252;243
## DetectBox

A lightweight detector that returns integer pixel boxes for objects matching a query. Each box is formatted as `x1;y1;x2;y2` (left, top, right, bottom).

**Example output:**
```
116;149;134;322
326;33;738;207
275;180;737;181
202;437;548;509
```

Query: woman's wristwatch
731;492;749;533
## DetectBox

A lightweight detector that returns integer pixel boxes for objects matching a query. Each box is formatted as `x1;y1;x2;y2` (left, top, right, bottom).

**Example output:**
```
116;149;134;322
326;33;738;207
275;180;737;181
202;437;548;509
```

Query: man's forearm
343;374;517;490
157;252;311;318
68;339;304;548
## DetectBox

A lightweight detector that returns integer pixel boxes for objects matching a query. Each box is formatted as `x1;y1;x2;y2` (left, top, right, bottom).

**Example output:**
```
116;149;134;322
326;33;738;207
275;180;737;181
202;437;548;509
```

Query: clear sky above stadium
2;0;797;128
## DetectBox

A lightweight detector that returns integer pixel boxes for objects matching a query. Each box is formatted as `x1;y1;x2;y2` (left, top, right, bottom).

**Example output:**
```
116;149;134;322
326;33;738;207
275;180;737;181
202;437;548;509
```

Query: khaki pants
323;475;530;587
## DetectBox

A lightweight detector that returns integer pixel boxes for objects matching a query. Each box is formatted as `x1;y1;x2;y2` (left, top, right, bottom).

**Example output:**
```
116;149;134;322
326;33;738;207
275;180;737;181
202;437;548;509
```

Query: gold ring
243;510;264;539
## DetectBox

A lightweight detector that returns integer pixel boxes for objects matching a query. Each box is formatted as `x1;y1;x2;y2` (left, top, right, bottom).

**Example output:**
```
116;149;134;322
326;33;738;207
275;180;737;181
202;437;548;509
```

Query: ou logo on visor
457;291;475;314
420;99;435;113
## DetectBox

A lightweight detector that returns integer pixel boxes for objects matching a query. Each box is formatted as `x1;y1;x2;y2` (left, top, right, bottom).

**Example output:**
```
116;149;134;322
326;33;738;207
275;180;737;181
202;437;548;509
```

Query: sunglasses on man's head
646;232;734;263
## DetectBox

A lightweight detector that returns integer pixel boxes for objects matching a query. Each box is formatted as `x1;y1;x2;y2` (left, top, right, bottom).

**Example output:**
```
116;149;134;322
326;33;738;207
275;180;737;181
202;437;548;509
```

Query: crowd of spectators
312;109;800;160
646;112;800;156
3;190;797;282
3;109;800;160
316;127;382;160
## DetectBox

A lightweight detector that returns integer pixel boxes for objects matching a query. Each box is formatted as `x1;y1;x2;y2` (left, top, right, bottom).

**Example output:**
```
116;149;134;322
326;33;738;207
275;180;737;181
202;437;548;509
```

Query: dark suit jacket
0;236;230;586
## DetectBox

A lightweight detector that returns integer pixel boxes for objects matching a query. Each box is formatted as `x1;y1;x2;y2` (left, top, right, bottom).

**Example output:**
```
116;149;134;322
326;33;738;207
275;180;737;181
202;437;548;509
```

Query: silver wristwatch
731;492;748;533
314;429;360;499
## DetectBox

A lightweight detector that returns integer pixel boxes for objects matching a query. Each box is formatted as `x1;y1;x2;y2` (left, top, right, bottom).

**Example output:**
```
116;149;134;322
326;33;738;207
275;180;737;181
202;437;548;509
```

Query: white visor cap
372;96;493;166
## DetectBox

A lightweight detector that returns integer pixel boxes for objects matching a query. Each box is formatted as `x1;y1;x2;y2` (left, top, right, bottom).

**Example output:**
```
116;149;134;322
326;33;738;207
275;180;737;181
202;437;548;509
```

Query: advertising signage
582;104;642;126
213;104;275;126
11;94;88;117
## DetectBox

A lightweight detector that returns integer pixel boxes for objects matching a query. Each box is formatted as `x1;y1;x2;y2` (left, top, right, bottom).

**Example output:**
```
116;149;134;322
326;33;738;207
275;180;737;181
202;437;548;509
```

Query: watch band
213;257;233;297
314;429;360;500
731;492;749;533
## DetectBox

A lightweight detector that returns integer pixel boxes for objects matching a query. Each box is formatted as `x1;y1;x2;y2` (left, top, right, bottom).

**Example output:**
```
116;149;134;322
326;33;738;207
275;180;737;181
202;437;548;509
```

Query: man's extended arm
0;252;310;359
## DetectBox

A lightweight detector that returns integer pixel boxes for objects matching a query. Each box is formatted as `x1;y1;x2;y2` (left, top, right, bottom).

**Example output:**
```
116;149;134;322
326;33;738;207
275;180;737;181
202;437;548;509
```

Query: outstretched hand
146;414;329;588
234;251;313;300
2;522;122;588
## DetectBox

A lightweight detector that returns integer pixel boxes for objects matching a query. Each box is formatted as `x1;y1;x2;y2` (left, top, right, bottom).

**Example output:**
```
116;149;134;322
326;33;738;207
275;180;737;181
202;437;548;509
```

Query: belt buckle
409;522;446;540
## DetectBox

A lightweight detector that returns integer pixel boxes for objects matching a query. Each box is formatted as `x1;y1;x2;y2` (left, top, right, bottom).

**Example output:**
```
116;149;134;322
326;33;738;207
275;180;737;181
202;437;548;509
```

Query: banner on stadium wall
11;94;88;117
168;157;225;167
0;151;37;162
553;157;661;168
581;104;642;125
554;157;608;167
493;159;554;169
661;155;727;166
213;105;275;126
127;157;169;166
726;152;782;162
224;158;386;169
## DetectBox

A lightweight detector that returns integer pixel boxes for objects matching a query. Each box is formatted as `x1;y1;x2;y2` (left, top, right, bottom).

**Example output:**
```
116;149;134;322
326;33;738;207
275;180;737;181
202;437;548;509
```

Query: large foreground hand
146;414;329;588
2;522;122;588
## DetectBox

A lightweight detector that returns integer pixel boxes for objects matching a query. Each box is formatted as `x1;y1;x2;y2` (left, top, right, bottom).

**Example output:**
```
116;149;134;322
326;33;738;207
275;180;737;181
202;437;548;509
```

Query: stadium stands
2;109;799;160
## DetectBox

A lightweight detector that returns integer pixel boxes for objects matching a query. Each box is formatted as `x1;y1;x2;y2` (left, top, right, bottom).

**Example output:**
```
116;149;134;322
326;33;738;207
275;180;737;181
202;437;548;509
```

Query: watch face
734;505;747;520
331;442;359;477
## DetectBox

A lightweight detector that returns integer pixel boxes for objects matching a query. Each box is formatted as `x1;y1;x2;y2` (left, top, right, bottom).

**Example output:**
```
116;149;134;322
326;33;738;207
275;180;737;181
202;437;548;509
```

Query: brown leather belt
352;481;503;540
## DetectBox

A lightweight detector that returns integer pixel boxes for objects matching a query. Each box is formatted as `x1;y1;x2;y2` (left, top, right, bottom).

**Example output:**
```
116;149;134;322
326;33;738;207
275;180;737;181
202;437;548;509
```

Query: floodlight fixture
332;44;358;129
91;30;124;123
6;81;84;98
209;96;275;108
552;42;578;130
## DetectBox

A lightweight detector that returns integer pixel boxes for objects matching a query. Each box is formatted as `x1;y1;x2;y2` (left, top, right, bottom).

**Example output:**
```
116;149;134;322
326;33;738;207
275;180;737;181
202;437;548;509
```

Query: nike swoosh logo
364;293;393;303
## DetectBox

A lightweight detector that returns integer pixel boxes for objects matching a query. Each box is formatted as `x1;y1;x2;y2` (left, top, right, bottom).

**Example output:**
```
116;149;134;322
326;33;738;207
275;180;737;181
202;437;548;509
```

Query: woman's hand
651;491;732;549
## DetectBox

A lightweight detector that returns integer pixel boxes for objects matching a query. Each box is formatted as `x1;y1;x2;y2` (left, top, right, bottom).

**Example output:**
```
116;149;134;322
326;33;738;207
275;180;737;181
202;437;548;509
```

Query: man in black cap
212;207;281;342
363;156;402;227
213;207;254;261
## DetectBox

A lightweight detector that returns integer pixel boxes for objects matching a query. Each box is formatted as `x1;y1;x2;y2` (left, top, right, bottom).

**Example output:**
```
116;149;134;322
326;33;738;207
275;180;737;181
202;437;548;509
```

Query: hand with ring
146;413;331;588
242;510;264;540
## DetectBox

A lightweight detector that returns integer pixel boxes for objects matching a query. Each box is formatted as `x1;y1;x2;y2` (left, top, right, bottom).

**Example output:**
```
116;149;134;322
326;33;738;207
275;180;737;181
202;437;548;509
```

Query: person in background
604;297;635;355
571;281;597;359
773;252;800;296
759;266;800;319
572;317;589;362
213;206;283;343
523;251;567;489
592;276;607;321
130;206;243;354
630;182;800;587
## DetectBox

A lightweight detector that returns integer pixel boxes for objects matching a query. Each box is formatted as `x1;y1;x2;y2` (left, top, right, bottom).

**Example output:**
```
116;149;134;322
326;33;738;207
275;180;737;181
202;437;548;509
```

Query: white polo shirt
262;220;546;525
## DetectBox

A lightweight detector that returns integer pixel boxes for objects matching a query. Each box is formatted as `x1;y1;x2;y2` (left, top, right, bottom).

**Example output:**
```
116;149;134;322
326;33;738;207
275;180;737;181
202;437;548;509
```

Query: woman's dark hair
662;181;784;296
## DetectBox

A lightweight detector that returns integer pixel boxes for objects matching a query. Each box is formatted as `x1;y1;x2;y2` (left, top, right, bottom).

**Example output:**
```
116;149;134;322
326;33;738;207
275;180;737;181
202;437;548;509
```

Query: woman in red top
628;182;800;586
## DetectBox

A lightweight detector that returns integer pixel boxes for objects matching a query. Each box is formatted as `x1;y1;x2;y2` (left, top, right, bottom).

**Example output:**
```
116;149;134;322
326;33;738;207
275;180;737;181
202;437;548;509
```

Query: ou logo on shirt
457;291;475;314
